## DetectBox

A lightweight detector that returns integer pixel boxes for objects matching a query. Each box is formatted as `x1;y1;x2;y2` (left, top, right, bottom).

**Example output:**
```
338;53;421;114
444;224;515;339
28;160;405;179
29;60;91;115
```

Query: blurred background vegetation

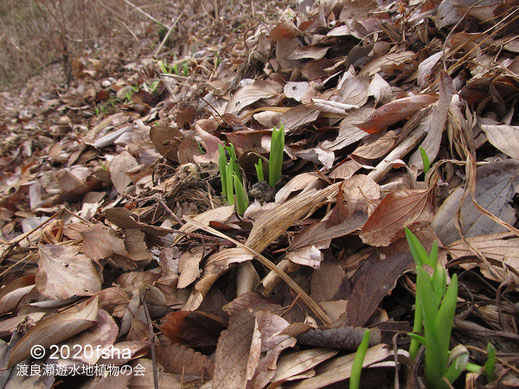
0;0;169;91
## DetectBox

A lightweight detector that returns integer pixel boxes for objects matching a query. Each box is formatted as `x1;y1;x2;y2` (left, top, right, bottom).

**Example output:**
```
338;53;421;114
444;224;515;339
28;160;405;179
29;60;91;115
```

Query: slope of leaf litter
1;0;519;388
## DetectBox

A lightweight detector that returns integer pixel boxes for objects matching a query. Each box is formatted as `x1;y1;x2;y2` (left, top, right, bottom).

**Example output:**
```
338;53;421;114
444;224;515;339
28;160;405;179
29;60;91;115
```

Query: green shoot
218;143;248;214
405;227;461;389
255;159;264;182
158;60;172;74
269;122;285;187
172;63;180;75
183;61;189;77
350;329;370;389
484;343;496;383
219;144;230;200
233;172;248;215
419;146;430;175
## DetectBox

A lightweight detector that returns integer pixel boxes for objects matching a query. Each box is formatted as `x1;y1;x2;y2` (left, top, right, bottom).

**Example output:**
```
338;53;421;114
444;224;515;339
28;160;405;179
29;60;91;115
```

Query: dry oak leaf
36;244;102;300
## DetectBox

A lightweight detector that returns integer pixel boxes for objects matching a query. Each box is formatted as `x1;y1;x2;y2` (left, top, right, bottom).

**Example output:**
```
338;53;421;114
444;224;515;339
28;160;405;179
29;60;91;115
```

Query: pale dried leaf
109;151;138;194
36;245;102;299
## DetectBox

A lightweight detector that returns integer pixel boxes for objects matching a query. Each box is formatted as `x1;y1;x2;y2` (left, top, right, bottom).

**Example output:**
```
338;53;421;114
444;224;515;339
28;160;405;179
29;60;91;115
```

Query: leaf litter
1;0;519;387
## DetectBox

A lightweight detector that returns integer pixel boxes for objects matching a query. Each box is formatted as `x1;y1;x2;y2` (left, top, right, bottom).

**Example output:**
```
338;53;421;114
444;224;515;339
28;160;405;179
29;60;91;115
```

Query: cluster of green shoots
349;229;497;388
219;122;285;214
405;228;496;388
219;143;248;215
158;59;189;77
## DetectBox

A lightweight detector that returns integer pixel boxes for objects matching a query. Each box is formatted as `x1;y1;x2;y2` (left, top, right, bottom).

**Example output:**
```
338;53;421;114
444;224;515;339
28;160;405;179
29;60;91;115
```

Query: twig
123;0;170;29
156;196;184;226
154;11;185;57
142;293;159;389
184;216;333;324
0;209;63;264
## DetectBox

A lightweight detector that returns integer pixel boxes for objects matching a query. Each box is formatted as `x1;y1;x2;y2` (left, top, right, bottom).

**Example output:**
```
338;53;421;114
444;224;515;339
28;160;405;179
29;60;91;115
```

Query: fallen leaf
345;252;413;326
109;151;138;194
360;187;435;247
354;94;438;134
271;348;338;385
213;309;255;389
289;344;392;387
150;125;183;162
7;296;99;367
480;122;519;159
36;244;102;299
432;160;519;244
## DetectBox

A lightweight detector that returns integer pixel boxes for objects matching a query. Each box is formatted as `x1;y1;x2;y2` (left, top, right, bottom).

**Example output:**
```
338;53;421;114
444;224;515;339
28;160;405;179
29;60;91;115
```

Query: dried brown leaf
7;296;98;368
345;252;412;327
36;245;102;299
354;94;438;134
149;125;183;163
360;188;435;247
271;348;338;385
109;151;138;194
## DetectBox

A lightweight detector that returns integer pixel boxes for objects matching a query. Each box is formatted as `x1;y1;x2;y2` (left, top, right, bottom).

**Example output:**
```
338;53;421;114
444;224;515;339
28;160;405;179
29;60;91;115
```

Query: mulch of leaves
1;0;519;387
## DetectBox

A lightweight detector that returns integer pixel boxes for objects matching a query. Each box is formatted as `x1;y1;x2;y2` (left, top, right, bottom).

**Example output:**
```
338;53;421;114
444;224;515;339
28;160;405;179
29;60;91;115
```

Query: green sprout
158;60;172;74
484;343;496;383
172;62;180;75
350;329;370;389
255;159;264;182
218;143;248;215
233;172;248;215
419;146;430;175
406;227;462;389
269;122;285;187
183;61;190;77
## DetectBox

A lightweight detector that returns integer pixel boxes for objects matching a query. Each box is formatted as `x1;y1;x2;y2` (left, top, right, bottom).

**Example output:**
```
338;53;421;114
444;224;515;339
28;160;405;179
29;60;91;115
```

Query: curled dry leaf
290;344;391;388
354;94;438;134
60;309;118;365
269;19;301;41
480;123;519;159
7;296;99;368
247;311;296;389
0;275;35;315
445;232;519;282
270;348;338;385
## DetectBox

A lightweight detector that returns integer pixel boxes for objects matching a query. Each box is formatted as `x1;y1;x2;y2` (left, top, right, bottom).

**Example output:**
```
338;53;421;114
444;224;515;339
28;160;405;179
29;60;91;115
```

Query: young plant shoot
269;122;284;187
255;159;264;182
350;329;370;389
405;227;463;389
218;143;248;215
